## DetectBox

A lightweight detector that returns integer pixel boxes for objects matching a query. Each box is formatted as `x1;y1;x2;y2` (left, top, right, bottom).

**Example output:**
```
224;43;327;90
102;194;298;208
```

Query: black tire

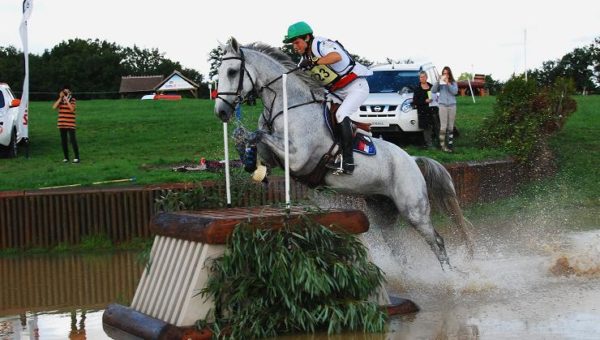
0;128;18;158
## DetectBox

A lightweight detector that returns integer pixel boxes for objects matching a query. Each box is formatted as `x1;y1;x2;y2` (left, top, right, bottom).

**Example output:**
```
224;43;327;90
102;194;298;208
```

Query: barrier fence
0;160;538;250
0;178;309;250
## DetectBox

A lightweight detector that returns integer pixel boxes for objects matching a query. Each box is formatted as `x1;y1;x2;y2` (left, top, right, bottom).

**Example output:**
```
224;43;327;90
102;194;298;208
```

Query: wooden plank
150;206;370;245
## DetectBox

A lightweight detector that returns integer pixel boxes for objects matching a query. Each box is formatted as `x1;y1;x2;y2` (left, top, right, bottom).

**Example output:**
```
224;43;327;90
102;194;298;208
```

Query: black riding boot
326;117;355;175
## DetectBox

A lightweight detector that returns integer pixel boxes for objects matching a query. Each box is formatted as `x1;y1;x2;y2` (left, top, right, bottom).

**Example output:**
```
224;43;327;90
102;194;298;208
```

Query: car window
0;91;5;108
367;70;420;93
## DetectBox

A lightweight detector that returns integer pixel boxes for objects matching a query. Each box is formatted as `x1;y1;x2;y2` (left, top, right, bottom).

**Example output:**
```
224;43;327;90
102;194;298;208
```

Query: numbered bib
309;64;340;86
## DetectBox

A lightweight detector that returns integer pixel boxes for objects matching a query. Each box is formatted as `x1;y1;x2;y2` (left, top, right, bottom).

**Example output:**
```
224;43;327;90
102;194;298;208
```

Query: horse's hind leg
416;223;451;271
399;204;452;271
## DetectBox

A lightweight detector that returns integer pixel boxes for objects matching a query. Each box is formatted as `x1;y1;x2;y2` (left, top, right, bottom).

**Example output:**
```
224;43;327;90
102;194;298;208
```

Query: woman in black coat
412;71;434;148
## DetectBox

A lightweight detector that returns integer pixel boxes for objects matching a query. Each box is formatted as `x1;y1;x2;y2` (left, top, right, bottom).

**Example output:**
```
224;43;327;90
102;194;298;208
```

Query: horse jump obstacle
103;206;418;339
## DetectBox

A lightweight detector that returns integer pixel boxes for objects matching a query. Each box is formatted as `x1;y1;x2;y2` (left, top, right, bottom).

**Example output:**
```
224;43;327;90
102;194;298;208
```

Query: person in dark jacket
412;71;435;148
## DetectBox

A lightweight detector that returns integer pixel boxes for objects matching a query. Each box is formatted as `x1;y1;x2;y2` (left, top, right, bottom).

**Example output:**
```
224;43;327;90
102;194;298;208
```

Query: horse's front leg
251;131;304;173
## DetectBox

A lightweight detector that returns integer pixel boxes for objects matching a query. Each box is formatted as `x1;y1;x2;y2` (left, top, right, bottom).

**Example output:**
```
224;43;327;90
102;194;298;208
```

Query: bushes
199;220;387;338
478;76;577;161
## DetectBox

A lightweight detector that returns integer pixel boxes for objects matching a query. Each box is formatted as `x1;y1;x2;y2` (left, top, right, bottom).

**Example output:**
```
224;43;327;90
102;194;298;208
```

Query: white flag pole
282;74;291;212
18;0;33;152
223;122;232;207
466;78;476;104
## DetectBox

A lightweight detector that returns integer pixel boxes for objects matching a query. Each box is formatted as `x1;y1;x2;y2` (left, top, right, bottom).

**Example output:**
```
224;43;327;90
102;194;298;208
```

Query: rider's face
292;37;308;54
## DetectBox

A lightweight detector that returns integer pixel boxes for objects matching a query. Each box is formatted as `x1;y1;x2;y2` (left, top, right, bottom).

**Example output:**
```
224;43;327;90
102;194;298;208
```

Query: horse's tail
414;156;475;258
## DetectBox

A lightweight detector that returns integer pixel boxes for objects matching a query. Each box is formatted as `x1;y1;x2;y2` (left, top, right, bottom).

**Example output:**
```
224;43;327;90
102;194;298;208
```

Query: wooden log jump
103;206;418;339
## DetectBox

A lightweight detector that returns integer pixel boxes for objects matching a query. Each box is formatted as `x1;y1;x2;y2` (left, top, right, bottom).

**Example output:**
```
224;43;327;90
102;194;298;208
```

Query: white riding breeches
329;77;369;122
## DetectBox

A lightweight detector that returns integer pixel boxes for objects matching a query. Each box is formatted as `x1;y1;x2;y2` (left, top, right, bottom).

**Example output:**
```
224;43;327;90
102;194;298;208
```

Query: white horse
214;38;474;270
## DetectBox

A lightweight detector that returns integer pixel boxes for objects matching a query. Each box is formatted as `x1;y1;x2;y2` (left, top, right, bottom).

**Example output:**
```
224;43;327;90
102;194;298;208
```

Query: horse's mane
242;42;322;92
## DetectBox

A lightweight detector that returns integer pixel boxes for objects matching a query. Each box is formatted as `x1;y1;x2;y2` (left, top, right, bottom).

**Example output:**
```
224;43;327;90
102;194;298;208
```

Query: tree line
0;38;206;100
527;36;599;94
1;36;598;101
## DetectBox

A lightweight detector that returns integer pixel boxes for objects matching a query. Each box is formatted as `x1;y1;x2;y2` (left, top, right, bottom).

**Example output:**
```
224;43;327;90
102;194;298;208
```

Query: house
154;71;199;98
118;71;200;98
119;75;164;98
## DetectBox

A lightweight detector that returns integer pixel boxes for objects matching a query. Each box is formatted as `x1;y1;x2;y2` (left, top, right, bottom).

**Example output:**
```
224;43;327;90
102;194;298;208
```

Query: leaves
477;76;577;162
199;219;387;338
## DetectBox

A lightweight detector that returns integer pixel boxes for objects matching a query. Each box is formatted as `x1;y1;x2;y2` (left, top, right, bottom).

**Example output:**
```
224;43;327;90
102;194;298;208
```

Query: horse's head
214;37;258;122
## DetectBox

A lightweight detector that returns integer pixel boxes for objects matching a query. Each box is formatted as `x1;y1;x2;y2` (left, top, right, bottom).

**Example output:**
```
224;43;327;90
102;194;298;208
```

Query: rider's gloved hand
299;57;318;70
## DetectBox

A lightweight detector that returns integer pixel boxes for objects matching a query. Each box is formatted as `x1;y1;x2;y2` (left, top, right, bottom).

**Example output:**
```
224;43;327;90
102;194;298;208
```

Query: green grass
403;96;509;162
0;95;596;193
0;99;261;190
463;95;599;226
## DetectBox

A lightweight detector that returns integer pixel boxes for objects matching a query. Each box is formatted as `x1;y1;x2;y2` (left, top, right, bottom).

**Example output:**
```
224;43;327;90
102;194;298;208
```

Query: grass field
0;96;596;194
463;95;599;225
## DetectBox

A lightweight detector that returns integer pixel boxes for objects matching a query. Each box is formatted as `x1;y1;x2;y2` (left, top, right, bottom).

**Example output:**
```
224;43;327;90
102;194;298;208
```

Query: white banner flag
18;0;33;141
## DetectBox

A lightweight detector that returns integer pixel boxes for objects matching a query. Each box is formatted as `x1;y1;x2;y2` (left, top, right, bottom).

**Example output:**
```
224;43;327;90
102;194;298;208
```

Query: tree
458;72;473;81
207;46;225;80
0;39;207;99
484;75;503;95
384;57;413;65
527;36;600;93
0;46;24;91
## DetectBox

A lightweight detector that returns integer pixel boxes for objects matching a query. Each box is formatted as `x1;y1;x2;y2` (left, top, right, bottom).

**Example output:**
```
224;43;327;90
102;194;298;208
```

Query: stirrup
326;160;342;170
326;154;343;170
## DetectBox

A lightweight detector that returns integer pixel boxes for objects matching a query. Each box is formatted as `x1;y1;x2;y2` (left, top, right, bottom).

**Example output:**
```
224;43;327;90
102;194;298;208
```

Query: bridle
216;48;321;132
216;49;258;111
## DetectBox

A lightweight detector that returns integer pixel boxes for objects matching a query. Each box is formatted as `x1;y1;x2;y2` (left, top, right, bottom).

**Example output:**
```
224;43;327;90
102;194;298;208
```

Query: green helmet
283;21;313;43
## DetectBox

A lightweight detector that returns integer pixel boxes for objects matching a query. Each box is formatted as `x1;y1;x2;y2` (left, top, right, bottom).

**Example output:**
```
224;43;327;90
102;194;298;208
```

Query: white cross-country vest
302;36;371;87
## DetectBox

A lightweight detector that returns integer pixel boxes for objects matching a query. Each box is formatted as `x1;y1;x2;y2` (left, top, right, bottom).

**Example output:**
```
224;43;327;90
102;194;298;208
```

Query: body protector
301;37;372;88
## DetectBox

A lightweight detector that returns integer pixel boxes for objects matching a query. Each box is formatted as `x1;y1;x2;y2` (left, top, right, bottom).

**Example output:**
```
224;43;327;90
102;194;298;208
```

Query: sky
0;0;598;82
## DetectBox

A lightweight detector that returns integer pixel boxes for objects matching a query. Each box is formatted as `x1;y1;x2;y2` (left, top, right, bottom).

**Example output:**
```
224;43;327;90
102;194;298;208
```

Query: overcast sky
1;0;598;82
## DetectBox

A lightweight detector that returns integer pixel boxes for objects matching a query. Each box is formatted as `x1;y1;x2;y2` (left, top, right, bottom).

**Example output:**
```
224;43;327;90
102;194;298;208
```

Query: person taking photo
52;85;80;163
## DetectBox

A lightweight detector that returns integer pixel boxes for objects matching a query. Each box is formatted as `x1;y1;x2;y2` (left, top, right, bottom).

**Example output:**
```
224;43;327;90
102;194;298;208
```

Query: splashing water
306;192;600;339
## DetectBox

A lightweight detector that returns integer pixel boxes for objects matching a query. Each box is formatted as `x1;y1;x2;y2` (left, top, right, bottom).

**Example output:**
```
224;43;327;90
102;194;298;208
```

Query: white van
0;83;25;158
350;63;439;141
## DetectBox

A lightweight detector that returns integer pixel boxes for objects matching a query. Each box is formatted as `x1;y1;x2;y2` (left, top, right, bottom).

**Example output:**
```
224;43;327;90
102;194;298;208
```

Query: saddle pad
353;133;376;155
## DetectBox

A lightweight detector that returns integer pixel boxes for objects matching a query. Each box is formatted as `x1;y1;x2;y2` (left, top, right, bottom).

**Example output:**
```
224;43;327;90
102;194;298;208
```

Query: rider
283;21;372;175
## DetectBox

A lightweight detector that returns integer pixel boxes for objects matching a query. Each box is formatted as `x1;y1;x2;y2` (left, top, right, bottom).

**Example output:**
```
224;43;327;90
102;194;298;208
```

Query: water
0;252;143;339
1;206;599;339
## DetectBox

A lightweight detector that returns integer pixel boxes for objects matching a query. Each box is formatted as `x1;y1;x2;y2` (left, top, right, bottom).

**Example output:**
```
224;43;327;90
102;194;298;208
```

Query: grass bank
464;95;599;228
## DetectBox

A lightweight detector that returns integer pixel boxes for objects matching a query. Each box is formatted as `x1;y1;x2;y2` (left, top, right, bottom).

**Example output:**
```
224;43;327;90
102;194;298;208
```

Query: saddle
295;102;377;188
325;103;376;155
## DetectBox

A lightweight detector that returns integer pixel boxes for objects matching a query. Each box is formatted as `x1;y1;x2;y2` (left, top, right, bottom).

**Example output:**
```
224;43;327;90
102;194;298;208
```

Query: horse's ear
230;37;240;53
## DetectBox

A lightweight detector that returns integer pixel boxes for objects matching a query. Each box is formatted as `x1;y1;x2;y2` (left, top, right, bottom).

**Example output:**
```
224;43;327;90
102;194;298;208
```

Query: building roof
119;75;164;94
154;70;199;92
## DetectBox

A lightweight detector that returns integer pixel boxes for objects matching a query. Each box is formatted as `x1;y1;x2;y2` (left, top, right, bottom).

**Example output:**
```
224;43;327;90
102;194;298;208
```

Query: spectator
412;71;435;148
432;66;458;152
52;85;80;163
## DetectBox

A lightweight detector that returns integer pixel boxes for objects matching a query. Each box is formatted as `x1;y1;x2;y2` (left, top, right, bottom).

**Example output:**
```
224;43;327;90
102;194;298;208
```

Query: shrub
477;76;576;161
199;219;387;338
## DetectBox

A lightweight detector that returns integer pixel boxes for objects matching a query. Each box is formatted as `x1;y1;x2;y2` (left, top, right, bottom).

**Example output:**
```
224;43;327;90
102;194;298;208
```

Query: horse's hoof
252;164;268;182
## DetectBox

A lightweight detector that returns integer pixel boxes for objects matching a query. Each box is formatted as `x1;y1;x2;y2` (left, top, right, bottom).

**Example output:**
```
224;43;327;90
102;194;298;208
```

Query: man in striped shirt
52;85;80;163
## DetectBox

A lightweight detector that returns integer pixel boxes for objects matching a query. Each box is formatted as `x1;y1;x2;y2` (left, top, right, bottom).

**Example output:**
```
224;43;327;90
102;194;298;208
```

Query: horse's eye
227;69;238;77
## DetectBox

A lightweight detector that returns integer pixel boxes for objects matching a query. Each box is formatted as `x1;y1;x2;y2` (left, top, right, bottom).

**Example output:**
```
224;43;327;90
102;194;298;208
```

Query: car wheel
0;128;18;158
